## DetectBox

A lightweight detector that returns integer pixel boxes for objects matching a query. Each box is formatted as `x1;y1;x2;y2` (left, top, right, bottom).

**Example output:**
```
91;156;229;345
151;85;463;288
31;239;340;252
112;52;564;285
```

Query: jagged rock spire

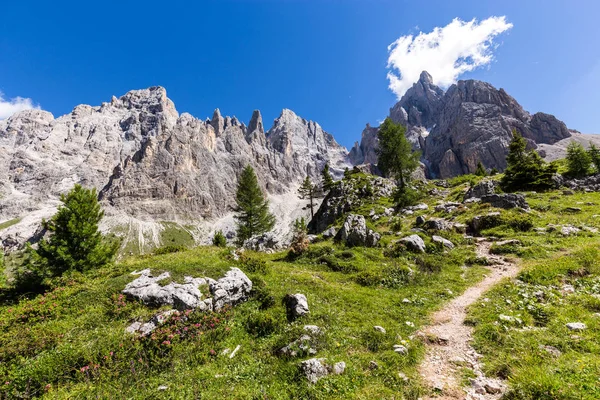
211;108;225;136
248;110;264;134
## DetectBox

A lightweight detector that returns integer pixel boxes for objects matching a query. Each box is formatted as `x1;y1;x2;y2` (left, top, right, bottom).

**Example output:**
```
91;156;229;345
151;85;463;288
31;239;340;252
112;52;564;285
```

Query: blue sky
1;0;599;148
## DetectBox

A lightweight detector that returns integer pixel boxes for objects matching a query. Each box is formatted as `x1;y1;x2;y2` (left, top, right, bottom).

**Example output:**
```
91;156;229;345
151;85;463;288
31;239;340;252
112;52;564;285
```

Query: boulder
432;235;455;249
322;227;337;239
334;214;380;247
423;218;453;232
123;269;208;310
279;334;317;357
126;309;179;336
561;226;580;236
284;293;309;321
243;232;279;252
373;326;386;334
299;358;346;383
464;180;497;200
399;235;426;253
480;193;529;209
566;322;586;331
300;358;329;384
208;267;253;310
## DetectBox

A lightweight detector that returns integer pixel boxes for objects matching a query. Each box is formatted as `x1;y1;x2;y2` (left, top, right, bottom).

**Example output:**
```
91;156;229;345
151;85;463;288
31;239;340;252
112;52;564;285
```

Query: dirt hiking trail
418;238;520;400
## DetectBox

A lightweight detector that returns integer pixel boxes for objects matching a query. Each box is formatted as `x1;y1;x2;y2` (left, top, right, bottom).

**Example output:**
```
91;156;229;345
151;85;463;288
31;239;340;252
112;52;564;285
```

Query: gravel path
418;239;520;399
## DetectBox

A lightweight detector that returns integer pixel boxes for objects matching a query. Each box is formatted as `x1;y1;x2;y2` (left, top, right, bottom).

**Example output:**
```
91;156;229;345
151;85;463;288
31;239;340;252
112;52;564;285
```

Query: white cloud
387;16;513;98
0;92;40;119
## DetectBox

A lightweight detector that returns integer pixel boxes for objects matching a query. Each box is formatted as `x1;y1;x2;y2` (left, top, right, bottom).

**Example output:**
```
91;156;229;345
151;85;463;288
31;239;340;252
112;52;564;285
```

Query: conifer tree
588;143;600;173
500;130;557;192
234;165;275;244
566;141;592;177
321;162;335;192
298;176;317;219
28;184;118;277
376;118;420;189
475;161;487;176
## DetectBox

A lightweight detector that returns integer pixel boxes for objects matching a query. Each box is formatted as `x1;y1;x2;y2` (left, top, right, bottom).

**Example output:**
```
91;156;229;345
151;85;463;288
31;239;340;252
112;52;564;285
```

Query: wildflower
110;351;114;356
45;384;51;392
209;349;216;355
162;340;171;346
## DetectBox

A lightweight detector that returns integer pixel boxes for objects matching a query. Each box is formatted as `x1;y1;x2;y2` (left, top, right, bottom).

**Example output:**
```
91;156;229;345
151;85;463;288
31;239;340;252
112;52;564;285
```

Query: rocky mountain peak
419;70;434;85
248;110;264;134
211;108;225;136
390;70;444;129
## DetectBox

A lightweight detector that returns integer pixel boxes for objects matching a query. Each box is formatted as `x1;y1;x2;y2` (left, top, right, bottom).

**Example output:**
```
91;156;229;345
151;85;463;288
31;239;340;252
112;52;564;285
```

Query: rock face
334;214;380;247
352;71;571;178
308;175;395;234
0;87;351;250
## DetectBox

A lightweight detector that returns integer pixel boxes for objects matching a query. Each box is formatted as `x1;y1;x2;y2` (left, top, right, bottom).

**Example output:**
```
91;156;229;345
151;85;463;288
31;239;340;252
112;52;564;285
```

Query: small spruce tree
588;143;600;174
475;161;487;177
298;176;317;219
212;230;227;247
500;130;558;192
27;184;118;278
321;162;335;192
234;165;276;245
566;141;592;177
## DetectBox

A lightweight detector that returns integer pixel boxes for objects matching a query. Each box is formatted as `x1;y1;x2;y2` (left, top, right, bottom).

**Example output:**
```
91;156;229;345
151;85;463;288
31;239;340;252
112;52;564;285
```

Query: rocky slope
0;87;350;251
351;71;572;178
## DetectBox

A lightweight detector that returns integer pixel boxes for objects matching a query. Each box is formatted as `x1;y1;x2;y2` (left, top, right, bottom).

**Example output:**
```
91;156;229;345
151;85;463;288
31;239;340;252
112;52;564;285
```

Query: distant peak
419;71;433;85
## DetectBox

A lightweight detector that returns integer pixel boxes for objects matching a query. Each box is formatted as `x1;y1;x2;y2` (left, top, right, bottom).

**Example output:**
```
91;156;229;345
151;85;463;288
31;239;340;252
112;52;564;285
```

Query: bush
239;254;269;275
381;264;414;287
471;213;533;233
212;230;227;247
288;218;309;257
245;311;280;337
153;245;187;255
384;241;407;258
354;270;382;287
251;278;276;310
415;254;444;273
393;186;423;208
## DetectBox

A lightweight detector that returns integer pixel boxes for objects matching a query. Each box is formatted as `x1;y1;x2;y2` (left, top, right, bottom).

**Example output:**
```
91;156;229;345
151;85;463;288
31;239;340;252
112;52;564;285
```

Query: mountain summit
351;71;572;178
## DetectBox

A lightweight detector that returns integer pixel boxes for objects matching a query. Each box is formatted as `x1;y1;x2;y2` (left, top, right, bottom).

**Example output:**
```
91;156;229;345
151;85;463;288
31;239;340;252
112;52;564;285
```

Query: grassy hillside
1;173;599;399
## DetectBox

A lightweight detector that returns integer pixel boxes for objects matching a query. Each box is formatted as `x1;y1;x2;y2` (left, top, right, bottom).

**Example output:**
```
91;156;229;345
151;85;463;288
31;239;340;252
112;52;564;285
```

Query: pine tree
566;142;592;177
376;118;420;189
28;184;118;278
500;131;558;192
321;162;335;192
298;176;317;219
234;165;275;245
588;143;600;173
475;161;487;176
